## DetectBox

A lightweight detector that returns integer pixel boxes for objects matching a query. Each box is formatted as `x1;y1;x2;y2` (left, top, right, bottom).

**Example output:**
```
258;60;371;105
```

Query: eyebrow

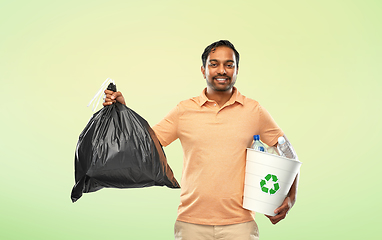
209;59;235;63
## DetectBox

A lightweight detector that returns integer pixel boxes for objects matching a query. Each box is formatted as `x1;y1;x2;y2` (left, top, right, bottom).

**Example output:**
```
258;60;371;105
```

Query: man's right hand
103;90;126;106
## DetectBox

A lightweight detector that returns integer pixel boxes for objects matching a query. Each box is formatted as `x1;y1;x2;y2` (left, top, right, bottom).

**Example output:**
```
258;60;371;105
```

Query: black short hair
201;40;240;68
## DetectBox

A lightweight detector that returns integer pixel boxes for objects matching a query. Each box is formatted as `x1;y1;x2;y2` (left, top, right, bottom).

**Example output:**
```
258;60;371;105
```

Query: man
104;40;298;240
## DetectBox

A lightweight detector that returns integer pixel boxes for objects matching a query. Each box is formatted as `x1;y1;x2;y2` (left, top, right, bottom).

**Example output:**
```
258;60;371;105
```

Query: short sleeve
258;104;284;146
152;105;180;147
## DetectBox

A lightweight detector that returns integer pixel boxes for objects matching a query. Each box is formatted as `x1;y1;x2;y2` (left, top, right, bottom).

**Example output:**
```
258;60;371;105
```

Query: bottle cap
253;135;260;141
278;136;285;144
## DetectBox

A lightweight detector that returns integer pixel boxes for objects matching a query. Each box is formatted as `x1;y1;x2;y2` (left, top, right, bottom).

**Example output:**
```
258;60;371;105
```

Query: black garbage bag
71;83;180;202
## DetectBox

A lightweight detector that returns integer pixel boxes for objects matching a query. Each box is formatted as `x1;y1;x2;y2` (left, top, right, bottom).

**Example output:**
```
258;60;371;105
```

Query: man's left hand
265;196;292;225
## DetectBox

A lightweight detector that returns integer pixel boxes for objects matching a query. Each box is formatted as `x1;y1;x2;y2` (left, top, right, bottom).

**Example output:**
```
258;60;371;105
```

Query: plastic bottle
251;135;268;152
277;136;296;159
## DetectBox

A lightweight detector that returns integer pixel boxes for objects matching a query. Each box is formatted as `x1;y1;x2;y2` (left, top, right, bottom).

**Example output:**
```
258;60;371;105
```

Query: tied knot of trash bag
71;82;180;203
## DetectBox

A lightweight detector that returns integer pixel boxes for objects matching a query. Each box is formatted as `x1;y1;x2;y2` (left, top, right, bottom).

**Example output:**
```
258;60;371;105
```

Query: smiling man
202;45;237;93
104;40;298;240
201;42;238;109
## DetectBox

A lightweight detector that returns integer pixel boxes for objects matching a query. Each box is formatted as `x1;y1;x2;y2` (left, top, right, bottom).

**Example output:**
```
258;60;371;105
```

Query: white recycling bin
243;148;302;216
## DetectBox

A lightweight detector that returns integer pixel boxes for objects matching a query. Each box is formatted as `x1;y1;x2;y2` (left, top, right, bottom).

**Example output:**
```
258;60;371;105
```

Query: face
201;46;238;92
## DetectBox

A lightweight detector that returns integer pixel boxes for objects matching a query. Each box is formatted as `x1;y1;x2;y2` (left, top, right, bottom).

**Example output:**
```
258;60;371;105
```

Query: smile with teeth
214;77;229;83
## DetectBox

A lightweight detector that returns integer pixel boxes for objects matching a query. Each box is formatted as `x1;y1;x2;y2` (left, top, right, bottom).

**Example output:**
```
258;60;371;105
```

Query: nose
217;64;226;75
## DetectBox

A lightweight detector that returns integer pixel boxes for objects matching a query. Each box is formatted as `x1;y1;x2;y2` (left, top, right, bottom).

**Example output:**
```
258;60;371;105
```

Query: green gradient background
1;0;381;239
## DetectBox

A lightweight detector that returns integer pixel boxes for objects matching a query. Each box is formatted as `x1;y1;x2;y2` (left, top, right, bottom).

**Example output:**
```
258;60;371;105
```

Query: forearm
266;135;299;224
287;173;299;206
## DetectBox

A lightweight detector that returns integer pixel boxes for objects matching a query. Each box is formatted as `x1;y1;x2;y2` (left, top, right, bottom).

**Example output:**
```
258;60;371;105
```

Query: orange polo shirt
152;87;284;225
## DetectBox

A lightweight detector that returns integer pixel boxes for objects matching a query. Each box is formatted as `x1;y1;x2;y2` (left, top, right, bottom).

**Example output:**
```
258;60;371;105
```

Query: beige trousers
174;220;259;240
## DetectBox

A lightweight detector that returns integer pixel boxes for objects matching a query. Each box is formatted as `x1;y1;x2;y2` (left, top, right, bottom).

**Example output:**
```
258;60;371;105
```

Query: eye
226;64;234;68
209;63;218;67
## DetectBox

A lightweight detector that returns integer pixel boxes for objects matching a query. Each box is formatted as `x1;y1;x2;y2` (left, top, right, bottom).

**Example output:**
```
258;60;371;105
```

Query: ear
236;66;239;75
201;65;206;79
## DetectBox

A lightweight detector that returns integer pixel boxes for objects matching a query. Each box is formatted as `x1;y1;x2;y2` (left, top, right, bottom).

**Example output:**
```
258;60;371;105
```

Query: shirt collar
193;87;244;107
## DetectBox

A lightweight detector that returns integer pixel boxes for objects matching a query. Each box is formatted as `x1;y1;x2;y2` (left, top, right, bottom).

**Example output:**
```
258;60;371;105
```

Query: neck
205;87;234;107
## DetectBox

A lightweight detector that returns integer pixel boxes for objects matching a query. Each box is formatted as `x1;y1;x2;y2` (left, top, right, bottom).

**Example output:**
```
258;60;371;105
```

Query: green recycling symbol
260;174;280;195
